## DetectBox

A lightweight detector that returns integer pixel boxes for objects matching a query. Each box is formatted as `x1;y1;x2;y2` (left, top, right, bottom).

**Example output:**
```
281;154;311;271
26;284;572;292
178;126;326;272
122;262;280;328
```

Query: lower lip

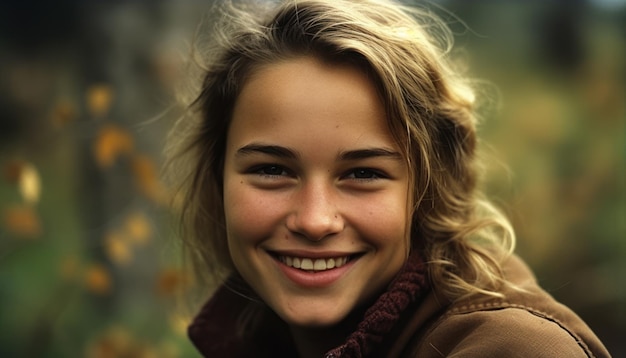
275;257;356;288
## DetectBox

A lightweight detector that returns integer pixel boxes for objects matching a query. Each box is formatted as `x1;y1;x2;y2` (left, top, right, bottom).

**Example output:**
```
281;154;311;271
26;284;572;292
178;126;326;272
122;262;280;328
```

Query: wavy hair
165;0;516;301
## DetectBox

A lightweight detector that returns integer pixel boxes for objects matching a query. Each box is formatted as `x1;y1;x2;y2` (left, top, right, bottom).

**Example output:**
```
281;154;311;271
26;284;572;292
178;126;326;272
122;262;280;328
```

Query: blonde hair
165;0;516;302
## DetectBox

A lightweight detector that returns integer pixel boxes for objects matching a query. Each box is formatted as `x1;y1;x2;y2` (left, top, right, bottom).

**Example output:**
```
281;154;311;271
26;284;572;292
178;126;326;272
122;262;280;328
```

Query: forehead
228;56;395;150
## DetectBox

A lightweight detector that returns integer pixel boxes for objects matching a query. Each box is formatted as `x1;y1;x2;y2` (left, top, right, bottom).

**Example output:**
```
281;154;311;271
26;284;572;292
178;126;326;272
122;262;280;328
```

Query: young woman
165;0;610;357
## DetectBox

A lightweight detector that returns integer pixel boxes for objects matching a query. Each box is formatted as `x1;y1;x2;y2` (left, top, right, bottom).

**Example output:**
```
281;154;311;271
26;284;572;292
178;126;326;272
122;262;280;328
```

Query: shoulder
419;306;595;357
402;255;610;357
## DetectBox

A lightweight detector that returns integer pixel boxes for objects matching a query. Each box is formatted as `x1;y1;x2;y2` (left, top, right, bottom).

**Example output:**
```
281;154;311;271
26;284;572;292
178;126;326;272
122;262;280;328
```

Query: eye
345;168;384;180
252;164;289;177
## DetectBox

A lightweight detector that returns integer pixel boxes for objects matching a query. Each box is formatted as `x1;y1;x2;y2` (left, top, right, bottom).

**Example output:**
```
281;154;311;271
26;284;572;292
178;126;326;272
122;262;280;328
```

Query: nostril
285;209;344;242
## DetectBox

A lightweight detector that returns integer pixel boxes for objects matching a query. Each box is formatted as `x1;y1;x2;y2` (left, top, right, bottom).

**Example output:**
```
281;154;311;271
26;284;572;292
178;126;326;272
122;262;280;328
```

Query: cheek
223;184;284;244
351;193;410;247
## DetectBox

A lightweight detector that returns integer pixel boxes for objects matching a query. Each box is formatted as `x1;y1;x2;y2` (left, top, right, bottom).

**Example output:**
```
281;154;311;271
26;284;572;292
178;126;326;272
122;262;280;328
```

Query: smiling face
223;56;411;328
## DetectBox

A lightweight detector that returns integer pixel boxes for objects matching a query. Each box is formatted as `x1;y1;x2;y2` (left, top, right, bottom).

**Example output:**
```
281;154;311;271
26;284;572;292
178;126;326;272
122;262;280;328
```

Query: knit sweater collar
324;251;429;357
188;252;429;357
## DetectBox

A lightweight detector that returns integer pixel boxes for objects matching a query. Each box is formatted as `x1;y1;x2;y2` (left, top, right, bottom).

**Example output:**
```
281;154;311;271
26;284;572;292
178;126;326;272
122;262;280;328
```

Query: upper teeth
280;256;349;271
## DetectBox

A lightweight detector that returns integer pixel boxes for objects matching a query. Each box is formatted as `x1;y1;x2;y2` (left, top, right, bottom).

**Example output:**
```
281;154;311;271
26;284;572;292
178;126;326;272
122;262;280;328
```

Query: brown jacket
385;255;610;357
189;255;610;357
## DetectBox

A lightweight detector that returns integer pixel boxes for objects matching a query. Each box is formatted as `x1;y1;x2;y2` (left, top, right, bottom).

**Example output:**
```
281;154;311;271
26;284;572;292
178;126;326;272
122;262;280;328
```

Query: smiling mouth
278;255;352;272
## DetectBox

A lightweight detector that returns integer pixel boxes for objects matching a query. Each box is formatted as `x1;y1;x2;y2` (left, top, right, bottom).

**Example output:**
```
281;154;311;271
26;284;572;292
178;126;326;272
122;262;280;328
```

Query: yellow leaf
2;205;42;238
156;268;187;297
130;154;168;204
2;160;41;204
124;211;151;245
104;231;132;266
18;163;41;204
86;84;114;118
84;264;112;295
93;124;134;168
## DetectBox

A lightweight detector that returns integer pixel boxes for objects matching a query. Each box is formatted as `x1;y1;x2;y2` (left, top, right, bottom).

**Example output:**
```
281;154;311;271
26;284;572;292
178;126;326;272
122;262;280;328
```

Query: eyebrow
236;143;402;161
236;144;299;159
338;148;403;161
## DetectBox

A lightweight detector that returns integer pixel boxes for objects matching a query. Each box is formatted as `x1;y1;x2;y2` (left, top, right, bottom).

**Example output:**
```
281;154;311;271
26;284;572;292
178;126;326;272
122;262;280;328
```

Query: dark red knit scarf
324;251;429;358
188;251;429;358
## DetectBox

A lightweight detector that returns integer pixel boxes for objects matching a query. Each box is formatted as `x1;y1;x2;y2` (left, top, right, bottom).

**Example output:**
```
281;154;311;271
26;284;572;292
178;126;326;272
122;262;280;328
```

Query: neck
289;322;351;358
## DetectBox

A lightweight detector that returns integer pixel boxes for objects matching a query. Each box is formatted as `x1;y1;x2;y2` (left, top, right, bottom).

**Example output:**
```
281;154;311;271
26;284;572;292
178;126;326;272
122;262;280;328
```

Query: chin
279;305;350;328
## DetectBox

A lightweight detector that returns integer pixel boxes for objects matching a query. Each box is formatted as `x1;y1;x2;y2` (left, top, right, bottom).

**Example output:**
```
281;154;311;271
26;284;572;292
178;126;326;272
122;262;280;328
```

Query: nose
286;181;344;241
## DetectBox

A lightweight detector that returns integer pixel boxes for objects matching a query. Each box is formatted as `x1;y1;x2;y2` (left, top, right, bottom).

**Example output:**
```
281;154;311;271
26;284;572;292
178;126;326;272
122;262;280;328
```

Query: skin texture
223;57;411;336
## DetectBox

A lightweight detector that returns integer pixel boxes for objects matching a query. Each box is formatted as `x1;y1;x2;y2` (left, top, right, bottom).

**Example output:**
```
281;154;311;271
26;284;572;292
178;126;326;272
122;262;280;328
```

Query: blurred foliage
0;0;624;357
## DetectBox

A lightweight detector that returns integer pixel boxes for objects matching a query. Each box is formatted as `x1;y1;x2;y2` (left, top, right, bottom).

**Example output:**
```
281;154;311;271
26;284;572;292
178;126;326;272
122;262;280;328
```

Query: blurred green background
0;0;624;357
